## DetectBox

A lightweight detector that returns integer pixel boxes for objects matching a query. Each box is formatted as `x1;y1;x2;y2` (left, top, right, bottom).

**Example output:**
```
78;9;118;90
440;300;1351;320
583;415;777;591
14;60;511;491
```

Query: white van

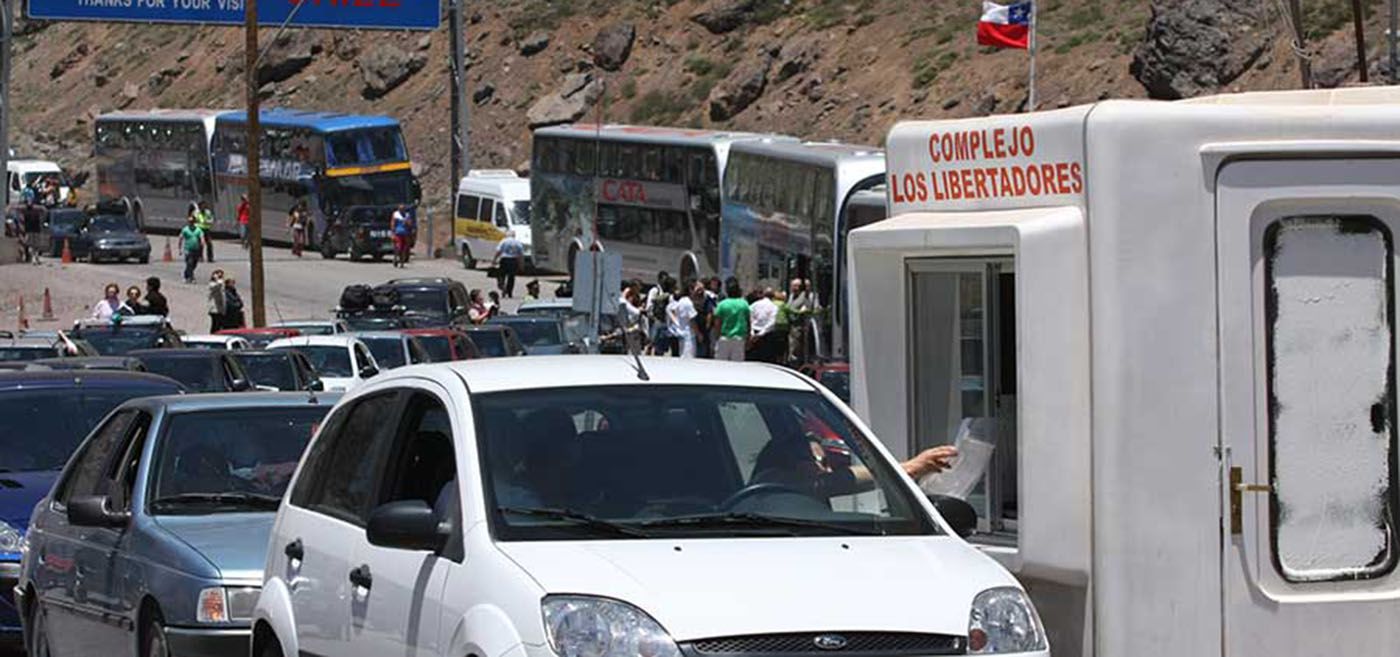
850;87;1400;657
7;159;71;206
455;170;532;269
253;357;1048;657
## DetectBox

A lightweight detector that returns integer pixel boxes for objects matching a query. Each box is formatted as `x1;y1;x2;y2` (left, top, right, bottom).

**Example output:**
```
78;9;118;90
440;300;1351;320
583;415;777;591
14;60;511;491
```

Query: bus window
599;142;619;177
558;140;576;175
664;147;685;184
456;194;479;220
494;202;509;229
642;146;662;182
366;128;406;162
620;144;640;179
532;137;553;173
574;141;596;176
480;199;496;225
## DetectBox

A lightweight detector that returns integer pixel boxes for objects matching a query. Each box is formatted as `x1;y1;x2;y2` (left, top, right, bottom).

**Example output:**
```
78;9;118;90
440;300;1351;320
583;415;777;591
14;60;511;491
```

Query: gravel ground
0;237;565;334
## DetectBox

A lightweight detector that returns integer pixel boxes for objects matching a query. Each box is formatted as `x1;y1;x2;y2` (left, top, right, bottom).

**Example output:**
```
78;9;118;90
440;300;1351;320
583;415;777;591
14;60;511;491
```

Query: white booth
850;87;1400;657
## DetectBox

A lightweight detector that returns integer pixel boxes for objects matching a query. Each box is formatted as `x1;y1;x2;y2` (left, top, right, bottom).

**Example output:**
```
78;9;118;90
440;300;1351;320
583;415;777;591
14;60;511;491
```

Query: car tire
139;256;150;264
144;612;170;657
320;240;337;259
349;243;363;262
27;600;53;657
259;633;285;657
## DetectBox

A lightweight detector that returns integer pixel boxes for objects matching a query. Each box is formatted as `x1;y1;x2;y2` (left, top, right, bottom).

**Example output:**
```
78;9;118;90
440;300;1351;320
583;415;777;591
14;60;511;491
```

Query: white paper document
919;418;996;500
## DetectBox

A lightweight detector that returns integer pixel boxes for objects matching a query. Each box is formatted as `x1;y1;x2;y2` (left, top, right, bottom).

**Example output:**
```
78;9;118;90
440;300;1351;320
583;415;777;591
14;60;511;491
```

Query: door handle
349;564;373;591
284;539;304;561
1229;466;1272;535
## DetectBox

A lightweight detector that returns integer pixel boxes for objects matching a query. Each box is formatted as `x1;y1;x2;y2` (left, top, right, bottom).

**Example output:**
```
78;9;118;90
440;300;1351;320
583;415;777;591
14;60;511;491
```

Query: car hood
0;470;58;527
90;230;147;241
319;376;358;392
494;535;1014;639
152;513;275;581
522;344;569;355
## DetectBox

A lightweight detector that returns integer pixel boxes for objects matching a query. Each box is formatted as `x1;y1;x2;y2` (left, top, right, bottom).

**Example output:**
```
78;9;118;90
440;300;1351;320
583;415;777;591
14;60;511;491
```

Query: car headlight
543;596;680;657
0;520;22;553
967;587;1047;654
196;586;260;623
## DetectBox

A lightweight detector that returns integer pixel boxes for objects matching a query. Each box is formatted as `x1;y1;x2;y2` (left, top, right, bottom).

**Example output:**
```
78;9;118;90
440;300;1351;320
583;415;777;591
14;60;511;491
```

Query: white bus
94;110;223;232
850;87;1400;657
720;141;884;360
530;124;793;281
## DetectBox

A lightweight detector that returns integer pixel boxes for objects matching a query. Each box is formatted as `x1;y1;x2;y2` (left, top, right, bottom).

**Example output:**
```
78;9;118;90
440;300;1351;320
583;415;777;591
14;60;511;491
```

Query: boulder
691;0;755;35
119;82;141;108
520;30;551;56
1130;0;1273;100
592;23;635;71
709;53;772;121
775;37;820;83
528;77;605;128
361;44;428;99
473;83;496;105
50;43;89;80
258;33;316;85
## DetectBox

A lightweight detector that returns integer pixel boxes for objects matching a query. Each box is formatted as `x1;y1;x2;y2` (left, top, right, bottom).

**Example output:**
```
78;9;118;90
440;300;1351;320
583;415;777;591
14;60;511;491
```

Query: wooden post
246;0;266;327
1354;0;1370;82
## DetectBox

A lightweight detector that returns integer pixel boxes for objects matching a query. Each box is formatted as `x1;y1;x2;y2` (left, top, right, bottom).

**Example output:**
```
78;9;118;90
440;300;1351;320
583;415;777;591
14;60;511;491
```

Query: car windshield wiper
639;512;881;536
498;506;652;538
151;492;282;510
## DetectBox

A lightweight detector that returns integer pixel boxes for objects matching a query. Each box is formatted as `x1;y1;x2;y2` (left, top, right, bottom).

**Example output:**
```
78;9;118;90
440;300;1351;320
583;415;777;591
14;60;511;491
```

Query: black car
44;208;85;257
70;212;151;263
230;350;324;392
26;356;148;372
320;205;397;261
486;316;583;355
71;318;184;355
340;313;428;331
462;324;528;358
380;277;473;326
0;337;99;362
129;349;255;393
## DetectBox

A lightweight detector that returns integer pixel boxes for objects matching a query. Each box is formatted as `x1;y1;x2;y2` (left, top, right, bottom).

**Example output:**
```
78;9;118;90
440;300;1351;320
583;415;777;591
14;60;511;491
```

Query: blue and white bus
721;141;885;359
211;109;419;246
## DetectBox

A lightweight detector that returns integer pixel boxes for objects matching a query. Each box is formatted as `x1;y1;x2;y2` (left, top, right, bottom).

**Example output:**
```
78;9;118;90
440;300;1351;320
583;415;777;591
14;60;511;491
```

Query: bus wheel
461;245;475;270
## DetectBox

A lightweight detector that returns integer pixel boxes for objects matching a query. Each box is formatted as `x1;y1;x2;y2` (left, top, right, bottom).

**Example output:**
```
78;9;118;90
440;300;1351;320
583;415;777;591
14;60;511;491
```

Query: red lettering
890;174;906;203
940;134;953;163
927;136;941;164
1026;165;1043;195
954;133;970;162
1055;163;1071;194
1070;163;1084;193
999;168;1013;196
931;170;945;201
959;169;973;198
970;131;984;160
916;172;929;202
1011;167;1026;195
973;169;988;199
1040;164;1058;194
602;179;618;201
1019;127;1036;157
993;129;1007;159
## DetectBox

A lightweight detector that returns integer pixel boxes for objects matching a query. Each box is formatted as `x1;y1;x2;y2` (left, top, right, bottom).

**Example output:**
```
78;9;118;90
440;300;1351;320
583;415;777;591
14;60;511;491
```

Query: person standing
196;201;215;263
467;289;490;324
20;200;44;265
236;194;251;249
125;286;145;314
712;278;750;362
90;283;129;321
772;290;792;367
492;230;526;298
667;282;699;358
749;287;779;363
391;205;412;268
180;215;205;284
694;279;718;359
144;277;169;317
648;277;675;356
524;279;541;301
206;269;227;333
288;202;307;257
787;278;815;365
222;278;246;329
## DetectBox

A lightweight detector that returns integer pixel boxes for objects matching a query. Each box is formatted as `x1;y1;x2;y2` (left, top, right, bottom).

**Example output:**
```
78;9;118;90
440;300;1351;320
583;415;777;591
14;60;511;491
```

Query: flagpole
1027;0;1037;112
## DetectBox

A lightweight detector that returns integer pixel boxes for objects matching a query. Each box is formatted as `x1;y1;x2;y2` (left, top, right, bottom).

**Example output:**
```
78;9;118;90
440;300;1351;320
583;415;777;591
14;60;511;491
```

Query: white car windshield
477;385;938;540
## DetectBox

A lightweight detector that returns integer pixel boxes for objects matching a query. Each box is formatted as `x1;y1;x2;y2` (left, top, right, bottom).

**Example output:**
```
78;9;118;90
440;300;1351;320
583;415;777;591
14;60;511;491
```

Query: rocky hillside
8;0;1394;249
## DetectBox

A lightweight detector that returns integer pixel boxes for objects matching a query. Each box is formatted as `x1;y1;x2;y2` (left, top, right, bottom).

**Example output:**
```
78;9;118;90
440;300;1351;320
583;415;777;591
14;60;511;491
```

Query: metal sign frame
27;0;441;30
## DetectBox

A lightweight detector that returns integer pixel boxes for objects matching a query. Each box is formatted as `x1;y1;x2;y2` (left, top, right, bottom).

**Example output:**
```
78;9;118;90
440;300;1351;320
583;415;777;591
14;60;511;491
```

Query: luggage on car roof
371;285;400;310
340;284;373;311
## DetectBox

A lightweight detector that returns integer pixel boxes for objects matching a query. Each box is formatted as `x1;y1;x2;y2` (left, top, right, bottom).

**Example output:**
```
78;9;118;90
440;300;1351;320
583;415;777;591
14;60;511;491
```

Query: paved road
0;237;565;334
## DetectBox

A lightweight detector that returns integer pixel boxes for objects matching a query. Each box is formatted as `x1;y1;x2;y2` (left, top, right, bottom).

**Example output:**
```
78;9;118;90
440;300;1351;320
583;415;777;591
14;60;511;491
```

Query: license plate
371;230;391;238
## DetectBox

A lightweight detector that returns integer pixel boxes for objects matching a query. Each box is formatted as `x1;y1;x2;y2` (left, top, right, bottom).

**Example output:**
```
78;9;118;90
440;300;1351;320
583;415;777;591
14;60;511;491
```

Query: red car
216;327;302;349
802;361;851;404
402;328;480;362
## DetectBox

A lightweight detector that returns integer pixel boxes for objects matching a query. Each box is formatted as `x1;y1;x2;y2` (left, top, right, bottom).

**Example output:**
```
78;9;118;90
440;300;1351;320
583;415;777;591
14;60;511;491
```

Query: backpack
651;293;671;323
339;284;373;311
371;285;400;310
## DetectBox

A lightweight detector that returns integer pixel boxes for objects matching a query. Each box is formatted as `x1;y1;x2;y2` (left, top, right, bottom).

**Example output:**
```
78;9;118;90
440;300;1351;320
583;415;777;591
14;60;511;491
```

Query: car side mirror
359;365;379;379
68;495;130;528
928;494;978;538
231;377;252;392
308;379;325;392
366;500;446;552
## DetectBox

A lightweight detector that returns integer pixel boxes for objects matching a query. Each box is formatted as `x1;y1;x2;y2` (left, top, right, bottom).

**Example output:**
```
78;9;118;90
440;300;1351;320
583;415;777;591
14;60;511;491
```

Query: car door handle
284;539;304;561
349;564;372;591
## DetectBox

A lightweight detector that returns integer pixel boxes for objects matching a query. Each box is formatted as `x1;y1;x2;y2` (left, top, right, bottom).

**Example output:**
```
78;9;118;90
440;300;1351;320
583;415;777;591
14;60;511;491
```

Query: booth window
1264;216;1398;583
907;259;1018;542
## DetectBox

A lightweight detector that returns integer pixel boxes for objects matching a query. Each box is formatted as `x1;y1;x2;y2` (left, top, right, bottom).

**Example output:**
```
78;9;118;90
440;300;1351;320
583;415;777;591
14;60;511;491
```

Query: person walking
180;215;205;284
667;282;699;358
712;278;750;362
492;230;526;298
143;277;169;317
222;277;246;329
391;205;412;268
90;283;129;321
288;202;307;257
648;277;675;356
196;200;215;263
749;287;780;363
236;194;251;249
206;269;227;333
20;200;44;265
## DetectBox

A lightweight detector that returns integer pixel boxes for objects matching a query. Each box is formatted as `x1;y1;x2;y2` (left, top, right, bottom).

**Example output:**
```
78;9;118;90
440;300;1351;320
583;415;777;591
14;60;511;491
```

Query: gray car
16;392;339;657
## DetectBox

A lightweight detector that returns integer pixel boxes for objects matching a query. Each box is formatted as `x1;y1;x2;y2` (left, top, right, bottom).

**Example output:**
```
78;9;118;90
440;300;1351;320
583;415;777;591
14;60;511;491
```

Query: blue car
0;371;186;649
17;392;338;657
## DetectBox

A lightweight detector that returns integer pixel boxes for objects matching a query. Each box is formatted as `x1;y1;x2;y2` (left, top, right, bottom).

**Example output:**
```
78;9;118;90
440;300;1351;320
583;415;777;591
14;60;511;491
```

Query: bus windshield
324;171;415;210
326;128;407;166
510;201;531;226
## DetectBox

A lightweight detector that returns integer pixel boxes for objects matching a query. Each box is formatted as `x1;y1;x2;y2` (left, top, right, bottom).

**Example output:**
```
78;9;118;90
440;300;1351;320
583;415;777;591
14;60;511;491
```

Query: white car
252;356;1048;657
266;335;379;392
181;334;252;351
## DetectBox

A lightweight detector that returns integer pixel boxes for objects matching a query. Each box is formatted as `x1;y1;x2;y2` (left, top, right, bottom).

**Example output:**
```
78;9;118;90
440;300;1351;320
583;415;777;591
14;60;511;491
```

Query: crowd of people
88;276;169;320
613;272;820;365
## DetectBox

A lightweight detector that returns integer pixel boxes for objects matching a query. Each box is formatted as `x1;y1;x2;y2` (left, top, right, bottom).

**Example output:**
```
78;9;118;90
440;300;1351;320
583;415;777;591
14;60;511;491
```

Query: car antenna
273;302;286;325
626;326;649;381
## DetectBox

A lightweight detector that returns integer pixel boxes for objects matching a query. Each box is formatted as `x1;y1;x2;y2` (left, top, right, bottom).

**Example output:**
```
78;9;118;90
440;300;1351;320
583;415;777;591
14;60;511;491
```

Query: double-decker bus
720;141;885;360
531;124;793;281
94;110;224;232
211;109;419;247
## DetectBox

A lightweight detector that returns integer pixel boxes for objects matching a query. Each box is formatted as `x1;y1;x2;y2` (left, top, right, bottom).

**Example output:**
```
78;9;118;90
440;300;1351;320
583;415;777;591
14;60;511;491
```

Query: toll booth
849;87;1400;657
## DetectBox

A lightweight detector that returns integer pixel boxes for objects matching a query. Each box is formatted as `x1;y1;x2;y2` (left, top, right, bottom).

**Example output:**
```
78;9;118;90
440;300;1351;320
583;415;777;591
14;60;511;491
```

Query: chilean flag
977;1;1032;50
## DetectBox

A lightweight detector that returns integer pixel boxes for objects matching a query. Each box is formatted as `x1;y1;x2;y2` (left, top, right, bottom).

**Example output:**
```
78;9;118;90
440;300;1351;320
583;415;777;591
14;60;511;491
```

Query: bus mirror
411;179;422;203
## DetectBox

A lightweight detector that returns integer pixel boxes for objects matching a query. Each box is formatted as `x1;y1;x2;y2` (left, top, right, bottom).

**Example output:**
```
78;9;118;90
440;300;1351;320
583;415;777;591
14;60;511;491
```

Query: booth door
1217;159;1400;656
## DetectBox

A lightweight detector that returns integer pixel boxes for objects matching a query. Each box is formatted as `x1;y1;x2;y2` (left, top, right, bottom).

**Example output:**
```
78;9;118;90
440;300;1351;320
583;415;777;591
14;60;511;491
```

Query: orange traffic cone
163;237;174;263
17;294;28;330
41;288;55;322
61;239;73;264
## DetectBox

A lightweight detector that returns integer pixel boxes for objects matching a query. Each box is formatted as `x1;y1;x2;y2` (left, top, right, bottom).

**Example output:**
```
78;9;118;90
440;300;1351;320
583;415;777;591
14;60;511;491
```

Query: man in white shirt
748;287;779;362
667;283;699;358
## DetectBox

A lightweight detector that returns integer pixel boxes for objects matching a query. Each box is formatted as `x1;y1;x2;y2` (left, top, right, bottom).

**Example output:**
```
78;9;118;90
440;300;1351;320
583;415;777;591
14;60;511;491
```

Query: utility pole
1353;0;1370;82
245;0;266;327
449;0;470;256
1390;0;1397;83
1;0;12;207
1288;0;1313;89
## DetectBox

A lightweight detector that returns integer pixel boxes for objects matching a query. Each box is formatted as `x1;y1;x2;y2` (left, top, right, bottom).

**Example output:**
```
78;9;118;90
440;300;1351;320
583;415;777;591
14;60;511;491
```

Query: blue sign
29;0;440;31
